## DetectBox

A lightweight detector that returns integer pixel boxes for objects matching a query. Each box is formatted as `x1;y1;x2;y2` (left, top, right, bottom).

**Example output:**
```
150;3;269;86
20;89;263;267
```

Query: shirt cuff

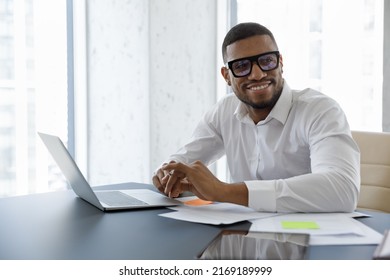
245;180;277;212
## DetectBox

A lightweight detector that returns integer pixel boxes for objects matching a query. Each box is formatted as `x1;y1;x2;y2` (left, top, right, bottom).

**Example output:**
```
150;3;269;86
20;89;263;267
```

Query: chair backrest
352;131;390;213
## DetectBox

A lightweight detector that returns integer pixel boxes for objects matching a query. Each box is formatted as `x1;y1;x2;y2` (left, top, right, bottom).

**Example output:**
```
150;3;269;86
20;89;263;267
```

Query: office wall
85;0;218;185
149;0;217;171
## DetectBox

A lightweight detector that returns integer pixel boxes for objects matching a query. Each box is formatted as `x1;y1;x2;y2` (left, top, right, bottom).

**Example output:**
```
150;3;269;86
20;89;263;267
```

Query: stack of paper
159;197;383;246
160;197;279;225
249;213;383;245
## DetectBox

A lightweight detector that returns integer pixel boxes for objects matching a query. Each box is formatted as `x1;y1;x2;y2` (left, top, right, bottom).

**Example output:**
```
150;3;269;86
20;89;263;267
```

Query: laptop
38;132;181;211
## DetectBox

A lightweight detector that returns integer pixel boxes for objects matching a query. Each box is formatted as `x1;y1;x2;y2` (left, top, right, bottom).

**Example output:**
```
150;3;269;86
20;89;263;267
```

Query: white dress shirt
167;82;360;212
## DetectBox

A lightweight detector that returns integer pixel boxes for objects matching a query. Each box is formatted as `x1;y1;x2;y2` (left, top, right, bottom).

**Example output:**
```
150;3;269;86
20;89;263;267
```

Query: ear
221;66;231;86
279;54;284;73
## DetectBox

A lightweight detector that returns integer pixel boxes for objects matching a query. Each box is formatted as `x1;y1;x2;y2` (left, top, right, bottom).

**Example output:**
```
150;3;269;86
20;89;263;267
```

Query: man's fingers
162;162;189;176
169;178;183;198
152;167;174;194
162;163;187;197
164;173;175;195
152;170;166;194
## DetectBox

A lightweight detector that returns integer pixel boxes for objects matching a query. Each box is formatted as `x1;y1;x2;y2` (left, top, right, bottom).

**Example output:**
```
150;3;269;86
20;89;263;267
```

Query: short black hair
222;22;278;62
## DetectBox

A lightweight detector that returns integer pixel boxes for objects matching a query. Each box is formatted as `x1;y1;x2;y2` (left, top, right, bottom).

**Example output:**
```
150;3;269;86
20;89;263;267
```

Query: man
152;22;360;212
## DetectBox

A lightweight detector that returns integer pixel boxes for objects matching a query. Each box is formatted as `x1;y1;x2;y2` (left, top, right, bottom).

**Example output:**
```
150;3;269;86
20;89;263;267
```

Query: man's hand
152;161;187;198
162;161;248;206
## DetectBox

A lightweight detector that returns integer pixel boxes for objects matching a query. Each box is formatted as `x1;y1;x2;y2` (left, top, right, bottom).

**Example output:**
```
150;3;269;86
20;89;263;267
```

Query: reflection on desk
197;230;310;260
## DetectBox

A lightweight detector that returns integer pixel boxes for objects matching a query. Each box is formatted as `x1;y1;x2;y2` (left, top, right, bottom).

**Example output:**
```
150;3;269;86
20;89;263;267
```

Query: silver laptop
38;132;180;211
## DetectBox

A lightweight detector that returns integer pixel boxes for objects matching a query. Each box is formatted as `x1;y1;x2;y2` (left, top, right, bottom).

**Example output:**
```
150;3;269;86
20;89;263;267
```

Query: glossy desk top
0;182;388;260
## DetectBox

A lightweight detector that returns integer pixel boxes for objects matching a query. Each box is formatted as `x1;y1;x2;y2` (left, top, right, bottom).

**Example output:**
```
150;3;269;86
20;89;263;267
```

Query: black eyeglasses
227;51;280;78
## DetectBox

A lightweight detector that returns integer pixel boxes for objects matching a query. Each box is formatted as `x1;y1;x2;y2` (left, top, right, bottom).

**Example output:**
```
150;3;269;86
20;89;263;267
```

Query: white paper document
159;197;382;245
249;213;383;246
159;198;279;225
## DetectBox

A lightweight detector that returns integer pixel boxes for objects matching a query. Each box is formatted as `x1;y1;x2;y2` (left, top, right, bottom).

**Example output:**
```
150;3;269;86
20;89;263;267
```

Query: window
235;0;383;131
0;0;69;197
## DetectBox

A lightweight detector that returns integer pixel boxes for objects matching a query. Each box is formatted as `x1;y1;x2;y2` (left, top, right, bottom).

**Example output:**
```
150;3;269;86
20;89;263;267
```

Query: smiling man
152;22;360;213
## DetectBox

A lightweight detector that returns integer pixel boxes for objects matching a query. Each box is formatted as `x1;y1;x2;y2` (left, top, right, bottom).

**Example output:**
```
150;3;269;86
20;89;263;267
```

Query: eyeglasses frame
226;51;280;78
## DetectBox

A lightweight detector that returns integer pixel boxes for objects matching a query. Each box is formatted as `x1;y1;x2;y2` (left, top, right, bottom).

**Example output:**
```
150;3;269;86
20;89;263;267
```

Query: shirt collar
234;81;292;125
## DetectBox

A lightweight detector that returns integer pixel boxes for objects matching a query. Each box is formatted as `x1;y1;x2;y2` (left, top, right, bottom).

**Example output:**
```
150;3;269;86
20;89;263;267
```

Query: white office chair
352;130;390;213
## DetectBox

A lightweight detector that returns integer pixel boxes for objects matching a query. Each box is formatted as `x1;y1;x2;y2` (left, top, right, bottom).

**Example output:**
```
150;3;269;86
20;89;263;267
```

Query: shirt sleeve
246;99;360;213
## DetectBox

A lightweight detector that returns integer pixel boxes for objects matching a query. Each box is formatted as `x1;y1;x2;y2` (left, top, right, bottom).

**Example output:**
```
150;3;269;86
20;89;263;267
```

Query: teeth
250;84;269;90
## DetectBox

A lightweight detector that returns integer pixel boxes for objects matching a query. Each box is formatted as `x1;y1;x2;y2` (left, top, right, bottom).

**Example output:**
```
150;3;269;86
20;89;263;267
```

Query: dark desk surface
0;182;389;260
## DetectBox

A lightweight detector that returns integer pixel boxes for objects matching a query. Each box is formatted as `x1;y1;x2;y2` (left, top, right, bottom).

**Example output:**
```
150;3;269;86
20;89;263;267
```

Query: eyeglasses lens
258;54;278;71
231;60;252;77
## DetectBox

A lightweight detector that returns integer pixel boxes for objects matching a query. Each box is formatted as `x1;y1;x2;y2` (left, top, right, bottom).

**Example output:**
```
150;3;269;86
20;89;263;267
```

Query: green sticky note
281;221;320;229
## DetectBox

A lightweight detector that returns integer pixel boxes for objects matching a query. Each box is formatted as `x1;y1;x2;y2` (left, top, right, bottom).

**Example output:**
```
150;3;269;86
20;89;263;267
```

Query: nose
248;62;267;80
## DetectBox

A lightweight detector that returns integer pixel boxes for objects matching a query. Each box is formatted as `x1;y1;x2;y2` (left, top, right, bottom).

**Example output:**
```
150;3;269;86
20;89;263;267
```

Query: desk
0;182;389;260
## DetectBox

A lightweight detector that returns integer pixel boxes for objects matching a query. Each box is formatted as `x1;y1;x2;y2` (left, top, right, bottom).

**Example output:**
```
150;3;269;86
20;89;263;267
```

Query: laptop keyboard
96;191;148;206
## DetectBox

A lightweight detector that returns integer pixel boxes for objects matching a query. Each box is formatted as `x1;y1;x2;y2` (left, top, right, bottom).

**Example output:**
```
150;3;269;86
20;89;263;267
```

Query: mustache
242;78;275;88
